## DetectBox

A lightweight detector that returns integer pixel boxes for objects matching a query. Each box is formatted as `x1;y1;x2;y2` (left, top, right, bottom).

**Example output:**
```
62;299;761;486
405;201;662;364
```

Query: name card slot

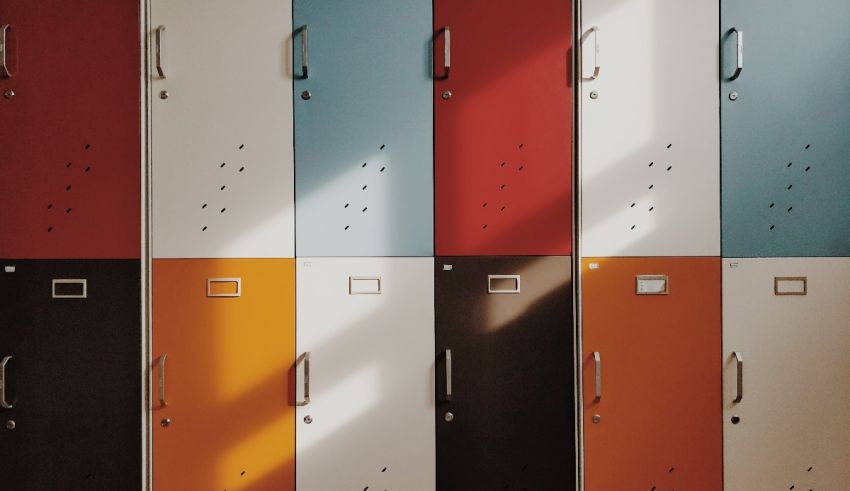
774;276;807;296
52;279;87;299
488;275;521;294
207;278;241;297
636;275;668;295
349;276;381;295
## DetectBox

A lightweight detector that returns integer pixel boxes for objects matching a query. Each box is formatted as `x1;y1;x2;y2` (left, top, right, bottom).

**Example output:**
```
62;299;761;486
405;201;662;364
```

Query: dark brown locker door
0;260;141;490
435;256;575;489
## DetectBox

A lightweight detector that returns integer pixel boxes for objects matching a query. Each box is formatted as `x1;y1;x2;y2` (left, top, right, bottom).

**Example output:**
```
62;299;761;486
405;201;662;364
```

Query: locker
581;258;722;490
0;260;141;488
293;0;434;257
721;1;850;257
433;0;572;256
295;257;435;490
580;0;719;257
150;0;294;259
152;259;295;490
0;1;140;259
723;258;850;489
435;256;574;488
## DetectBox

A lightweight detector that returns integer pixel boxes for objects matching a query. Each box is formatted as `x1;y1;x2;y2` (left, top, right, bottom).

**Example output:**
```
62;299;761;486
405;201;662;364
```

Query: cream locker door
295;257;435;491
723;258;850;490
580;0;719;256
150;0;294;258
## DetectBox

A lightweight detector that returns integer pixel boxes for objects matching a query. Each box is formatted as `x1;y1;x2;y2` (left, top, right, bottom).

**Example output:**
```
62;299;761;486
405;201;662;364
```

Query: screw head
303;415;313;424
589;90;599;100
5;420;15;430
3;89;14;100
301;90;312;101
159;90;169;100
441;90;452;100
591;414;601;424
729;91;738;101
444;412;454;422
160;418;171;428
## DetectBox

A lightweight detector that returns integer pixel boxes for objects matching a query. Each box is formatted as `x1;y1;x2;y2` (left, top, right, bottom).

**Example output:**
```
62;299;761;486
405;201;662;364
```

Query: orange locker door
581;258;721;490
152;259;295;491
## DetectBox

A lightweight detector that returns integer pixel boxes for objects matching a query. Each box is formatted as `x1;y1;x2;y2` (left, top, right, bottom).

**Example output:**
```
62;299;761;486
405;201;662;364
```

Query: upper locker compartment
150;0;294;259
580;0;719;257
434;0;572;256
293;0;433;257
0;1;140;259
721;1;850;257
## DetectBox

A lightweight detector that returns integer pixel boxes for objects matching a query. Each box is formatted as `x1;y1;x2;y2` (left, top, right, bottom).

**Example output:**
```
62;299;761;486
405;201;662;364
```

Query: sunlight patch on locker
217;413;295;489
581;192;658;255
483;257;570;332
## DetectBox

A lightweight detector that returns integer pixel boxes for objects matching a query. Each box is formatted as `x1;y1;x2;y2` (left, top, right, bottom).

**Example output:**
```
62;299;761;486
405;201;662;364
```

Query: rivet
444;412;454;422
160;418;171;428
729;91;738;101
3;89;14;100
441;90;452;100
301;90;312;101
304;415;313;424
5;420;15;430
589;90;599;100
592;414;601;424
159;90;169;100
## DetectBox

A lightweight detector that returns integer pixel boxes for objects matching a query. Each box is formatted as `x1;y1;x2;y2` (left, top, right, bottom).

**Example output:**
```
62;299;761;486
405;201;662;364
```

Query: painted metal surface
580;0;719;257
433;0;572;256
150;0;294;259
0;1;140;259
721;1;850;256
723;258;850;489
296;257;435;490
152;259;295;491
0;260;141;488
581;257;722;490
435;256;574;488
293;0;433;257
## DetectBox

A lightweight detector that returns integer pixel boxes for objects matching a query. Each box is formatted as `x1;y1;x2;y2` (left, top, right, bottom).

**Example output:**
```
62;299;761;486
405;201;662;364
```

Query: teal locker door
293;0;433;257
721;1;850;257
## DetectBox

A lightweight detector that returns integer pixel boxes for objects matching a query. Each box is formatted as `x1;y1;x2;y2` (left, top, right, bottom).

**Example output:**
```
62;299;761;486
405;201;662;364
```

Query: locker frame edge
142;0;152;488
573;0;583;488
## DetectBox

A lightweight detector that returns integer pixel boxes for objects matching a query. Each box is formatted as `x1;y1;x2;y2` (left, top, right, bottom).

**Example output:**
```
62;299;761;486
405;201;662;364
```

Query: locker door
580;0;719;257
721;1;850;257
293;0;433;257
433;0;572;256
0;260;141;489
0;1;140;259
581;258;721;490
295;258;435;490
723;258;850;489
435;256;574;489
152;259;295;491
150;0;294;259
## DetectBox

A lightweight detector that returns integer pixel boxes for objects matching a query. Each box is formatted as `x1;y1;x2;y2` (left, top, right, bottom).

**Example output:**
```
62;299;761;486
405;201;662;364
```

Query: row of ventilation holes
47;143;93;232
501;463;529;490
788;465;814;490
343;144;387;231
201;144;246;232
630;144;673;231
649;466;675;490
362;466;389;491
482;143;525;231
769;144;812;232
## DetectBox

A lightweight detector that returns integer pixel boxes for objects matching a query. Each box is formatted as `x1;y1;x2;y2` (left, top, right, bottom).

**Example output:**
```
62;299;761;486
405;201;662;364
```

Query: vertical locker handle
445;349;452;401
296;352;311;406
443;26;451;79
154;26;166;79
0;24;12;78
729;28;743;80
583;26;600;80
0;356;13;409
300;25;309;79
733;351;743;403
593;351;602;401
158;354;168;407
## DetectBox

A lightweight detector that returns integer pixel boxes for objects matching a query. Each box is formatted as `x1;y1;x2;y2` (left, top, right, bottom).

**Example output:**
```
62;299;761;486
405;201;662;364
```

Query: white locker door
723;258;850;490
296;257;436;491
580;0;719;256
150;0;294;258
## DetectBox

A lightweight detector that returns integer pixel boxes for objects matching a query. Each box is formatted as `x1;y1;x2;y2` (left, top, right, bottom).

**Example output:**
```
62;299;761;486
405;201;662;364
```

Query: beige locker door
723;258;850;490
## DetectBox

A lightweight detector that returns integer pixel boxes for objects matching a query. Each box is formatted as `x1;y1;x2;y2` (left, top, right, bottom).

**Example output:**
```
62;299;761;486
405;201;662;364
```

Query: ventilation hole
362;185;367;190
518;165;524;171
239;144;245;149
239;166;245;172
651;487;657;491
649;206;654;211
380;144;386;150
364;487;369;491
220;185;226;190
47;204;53;210
66;208;72;214
630;203;636;208
220;163;226;168
345;225;350;230
807;467;813;472
805;166;811;172
648;184;654;189
630;225;636;230
518;143;524;149
202;226;208;231
787;162;793;168
790;486;795;490
344;203;350;208
787;206;793;212
666;143;672;148
220;208;226;213
381;467;387;473
769;203;775;208
649;162;654;167
66;162;72;168
521;465;527;471
500;184;506;189
85;166;91;172
362;207;367;212
65;185;72;191
666;166;672;171
482;224;488;229
500;162;506;167
202;203;207;209
482;202;488;208
85;473;92;479
84;144;91;150
380;166;386;172
669;467;675;473
787;184;793;190
500;206;506;212
731;416;741;424
240;471;246;476
362;163;367;168
805;144;811;149
770;225;776;230
47;226;54;232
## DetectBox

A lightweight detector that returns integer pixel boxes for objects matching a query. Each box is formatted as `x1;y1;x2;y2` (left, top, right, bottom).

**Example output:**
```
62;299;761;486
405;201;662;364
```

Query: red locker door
0;1;140;259
434;0;572;256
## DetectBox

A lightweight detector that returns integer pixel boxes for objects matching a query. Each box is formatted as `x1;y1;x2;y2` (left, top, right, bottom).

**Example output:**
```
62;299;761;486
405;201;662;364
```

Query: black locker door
435;256;575;489
0;260;141;490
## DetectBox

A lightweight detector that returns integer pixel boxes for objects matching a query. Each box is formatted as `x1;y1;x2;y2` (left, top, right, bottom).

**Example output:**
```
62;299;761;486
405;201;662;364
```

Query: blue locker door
293;0;433;257
721;0;850;257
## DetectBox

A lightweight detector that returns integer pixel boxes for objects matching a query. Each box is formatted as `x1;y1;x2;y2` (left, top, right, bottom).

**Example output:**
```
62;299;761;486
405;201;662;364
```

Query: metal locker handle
583;26;601;81
155;25;166;79
445;349;452;401
0;24;13;79
0;356;13;409
729;27;743;80
733;351;743;403
158;354;168;407
442;26;451;79
299;25;309;79
593;351;602;401
296;352;311;406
